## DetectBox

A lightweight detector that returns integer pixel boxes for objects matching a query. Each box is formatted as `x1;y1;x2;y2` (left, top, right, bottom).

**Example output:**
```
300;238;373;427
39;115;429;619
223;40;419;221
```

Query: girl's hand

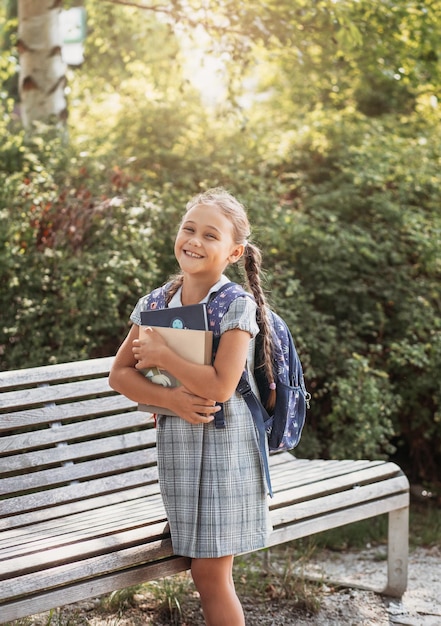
168;386;221;425
132;327;167;370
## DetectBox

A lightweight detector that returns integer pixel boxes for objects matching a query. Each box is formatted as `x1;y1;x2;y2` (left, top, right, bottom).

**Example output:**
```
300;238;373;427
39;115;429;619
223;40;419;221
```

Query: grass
147;573;194;625
235;545;323;616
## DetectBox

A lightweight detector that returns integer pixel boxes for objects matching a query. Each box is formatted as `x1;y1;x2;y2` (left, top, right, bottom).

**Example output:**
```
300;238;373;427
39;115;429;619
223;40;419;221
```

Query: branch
105;0;173;13
102;0;249;38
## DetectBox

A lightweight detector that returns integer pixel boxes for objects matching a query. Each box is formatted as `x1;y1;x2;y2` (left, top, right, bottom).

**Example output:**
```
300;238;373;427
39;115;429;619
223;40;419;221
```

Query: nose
188;235;201;247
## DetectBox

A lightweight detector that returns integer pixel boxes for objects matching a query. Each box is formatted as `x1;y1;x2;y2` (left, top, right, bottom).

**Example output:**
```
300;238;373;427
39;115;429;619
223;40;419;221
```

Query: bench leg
383;506;408;597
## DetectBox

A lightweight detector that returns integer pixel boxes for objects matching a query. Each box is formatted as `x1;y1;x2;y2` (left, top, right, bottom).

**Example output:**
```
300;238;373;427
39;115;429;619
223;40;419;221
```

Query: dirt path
294;545;441;625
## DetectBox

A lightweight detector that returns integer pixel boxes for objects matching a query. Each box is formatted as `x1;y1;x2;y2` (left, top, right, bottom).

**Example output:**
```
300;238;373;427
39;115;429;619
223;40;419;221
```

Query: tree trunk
18;0;67;128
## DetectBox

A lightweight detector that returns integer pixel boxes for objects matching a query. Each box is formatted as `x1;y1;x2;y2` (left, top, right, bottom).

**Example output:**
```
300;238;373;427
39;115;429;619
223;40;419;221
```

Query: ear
228;244;244;264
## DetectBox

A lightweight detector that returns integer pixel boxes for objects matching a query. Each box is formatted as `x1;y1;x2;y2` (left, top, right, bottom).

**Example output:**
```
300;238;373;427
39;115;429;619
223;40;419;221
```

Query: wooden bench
0;357;410;623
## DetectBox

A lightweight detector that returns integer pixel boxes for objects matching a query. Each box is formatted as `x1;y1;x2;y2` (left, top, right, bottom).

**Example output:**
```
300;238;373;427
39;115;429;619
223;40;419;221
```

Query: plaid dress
131;293;271;558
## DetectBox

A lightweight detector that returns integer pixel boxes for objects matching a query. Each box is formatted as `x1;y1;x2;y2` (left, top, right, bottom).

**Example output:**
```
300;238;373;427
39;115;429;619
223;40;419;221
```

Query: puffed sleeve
220;296;259;338
129;295;149;327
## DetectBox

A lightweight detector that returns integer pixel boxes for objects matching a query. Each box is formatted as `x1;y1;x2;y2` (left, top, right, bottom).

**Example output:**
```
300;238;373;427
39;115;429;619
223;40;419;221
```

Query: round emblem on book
172;318;184;329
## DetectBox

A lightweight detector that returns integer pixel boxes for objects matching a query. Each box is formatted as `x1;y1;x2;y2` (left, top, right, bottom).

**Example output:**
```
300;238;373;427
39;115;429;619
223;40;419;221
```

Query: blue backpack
208;282;310;496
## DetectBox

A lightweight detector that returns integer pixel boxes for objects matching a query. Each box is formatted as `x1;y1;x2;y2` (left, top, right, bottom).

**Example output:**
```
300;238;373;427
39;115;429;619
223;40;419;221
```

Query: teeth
185;251;202;258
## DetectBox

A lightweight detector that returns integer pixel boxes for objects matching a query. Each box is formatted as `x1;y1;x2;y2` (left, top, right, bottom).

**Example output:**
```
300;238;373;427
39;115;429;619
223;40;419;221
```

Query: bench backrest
0;357;157;530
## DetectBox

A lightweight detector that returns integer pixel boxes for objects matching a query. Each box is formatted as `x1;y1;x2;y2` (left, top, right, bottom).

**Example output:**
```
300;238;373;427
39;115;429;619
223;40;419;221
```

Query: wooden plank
0;482;161;531
0;395;139;434
270;464;407;508
0;497;167;557
0;555;190;623
0;467;408;565
269;457;389;489
270;476;409;527
267;493;409;547
4;430;154;472
0;411;153;455
0;519;173;581
0;495;165;550
0;449;155;496
0;357;114;389
0;467;158;518
0;377;114;412
0;494;165;543
0;530;176;600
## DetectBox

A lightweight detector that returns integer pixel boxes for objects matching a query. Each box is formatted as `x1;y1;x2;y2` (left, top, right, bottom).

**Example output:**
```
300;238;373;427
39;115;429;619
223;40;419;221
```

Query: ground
10;546;440;626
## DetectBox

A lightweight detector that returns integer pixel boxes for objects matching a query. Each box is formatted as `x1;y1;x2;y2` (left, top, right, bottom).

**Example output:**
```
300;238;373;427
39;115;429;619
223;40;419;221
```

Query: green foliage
1;0;441;485
327;354;397;460
250;109;441;483
0;123;159;368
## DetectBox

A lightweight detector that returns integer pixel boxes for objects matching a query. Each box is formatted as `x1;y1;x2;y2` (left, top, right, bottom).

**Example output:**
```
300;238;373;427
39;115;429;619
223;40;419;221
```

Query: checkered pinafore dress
130;284;271;558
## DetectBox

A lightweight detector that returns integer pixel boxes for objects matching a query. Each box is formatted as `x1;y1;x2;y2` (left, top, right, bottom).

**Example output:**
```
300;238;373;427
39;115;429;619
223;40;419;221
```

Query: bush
247;110;441;484
0;133;159;368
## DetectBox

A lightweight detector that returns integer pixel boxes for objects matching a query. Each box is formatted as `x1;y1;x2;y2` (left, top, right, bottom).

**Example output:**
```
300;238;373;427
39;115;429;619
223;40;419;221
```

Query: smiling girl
109;188;274;626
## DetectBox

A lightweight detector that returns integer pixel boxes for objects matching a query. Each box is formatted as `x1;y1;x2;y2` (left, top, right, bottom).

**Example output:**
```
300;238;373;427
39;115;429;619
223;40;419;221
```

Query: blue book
140;303;208;331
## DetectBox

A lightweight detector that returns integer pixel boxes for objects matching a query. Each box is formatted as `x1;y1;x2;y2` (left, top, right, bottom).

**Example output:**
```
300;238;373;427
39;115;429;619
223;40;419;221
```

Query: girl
109;188;275;626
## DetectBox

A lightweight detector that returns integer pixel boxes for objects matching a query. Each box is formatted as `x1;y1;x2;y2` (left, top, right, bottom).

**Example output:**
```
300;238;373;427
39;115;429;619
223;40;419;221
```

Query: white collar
168;275;231;308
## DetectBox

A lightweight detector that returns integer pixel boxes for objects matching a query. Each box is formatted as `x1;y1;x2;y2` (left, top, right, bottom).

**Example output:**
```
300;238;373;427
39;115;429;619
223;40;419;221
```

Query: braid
165;273;184;305
244;243;276;411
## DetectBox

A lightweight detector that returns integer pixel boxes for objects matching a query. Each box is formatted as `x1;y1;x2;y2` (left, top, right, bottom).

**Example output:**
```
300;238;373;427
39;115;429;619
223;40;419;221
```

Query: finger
194;403;221;415
194;414;214;423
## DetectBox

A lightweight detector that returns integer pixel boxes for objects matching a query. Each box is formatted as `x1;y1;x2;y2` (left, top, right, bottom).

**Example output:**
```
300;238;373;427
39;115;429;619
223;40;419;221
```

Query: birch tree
18;0;66;128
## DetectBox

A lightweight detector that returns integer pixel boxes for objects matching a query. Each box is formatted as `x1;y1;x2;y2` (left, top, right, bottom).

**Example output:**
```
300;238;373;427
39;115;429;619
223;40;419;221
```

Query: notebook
140;303;208;331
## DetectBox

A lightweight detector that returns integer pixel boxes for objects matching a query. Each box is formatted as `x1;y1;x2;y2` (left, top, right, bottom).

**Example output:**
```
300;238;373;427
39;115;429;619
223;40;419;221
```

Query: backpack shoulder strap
208;282;274;496
207;282;252;337
141;282;172;311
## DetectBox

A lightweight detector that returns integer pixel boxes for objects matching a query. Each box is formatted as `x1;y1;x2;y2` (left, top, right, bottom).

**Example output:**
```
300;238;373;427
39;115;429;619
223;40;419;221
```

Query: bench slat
0;377;114;411
271;475;409;527
0;518;171;580
0;449;156;497
270;457;386;486
0;411;152;454
271;461;406;506
0;467;158;518
269;494;409;547
0;395;138;433
0;555;190;624
0;533;182;603
4;430;154;472
0;496;166;556
0;357;114;389
0;493;164;543
0;482;161;531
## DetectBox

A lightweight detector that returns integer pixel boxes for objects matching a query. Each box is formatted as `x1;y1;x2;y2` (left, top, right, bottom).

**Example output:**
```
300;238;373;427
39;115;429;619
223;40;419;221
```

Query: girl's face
174;203;244;283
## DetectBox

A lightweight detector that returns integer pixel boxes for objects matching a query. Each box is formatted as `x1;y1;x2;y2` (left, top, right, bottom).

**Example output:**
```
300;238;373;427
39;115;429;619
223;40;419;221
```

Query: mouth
184;249;203;259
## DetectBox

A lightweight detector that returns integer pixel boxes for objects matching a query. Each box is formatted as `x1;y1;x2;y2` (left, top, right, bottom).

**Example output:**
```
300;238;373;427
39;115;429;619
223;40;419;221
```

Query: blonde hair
167;187;276;409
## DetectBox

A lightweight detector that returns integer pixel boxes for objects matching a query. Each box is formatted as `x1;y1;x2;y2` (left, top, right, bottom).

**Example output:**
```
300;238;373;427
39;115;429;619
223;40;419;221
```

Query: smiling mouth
184;250;203;259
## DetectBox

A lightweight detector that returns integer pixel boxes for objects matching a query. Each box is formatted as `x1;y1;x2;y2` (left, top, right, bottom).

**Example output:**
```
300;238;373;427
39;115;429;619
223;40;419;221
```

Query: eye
205;233;217;239
182;226;194;233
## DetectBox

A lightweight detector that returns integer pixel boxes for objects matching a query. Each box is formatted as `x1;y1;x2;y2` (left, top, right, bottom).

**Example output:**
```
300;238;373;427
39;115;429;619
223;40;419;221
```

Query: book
140;302;208;331
138;325;213;416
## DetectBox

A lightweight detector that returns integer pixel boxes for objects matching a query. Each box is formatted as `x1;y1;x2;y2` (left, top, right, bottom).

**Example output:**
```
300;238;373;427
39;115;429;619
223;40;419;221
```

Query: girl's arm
109;324;220;424
133;327;251;402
